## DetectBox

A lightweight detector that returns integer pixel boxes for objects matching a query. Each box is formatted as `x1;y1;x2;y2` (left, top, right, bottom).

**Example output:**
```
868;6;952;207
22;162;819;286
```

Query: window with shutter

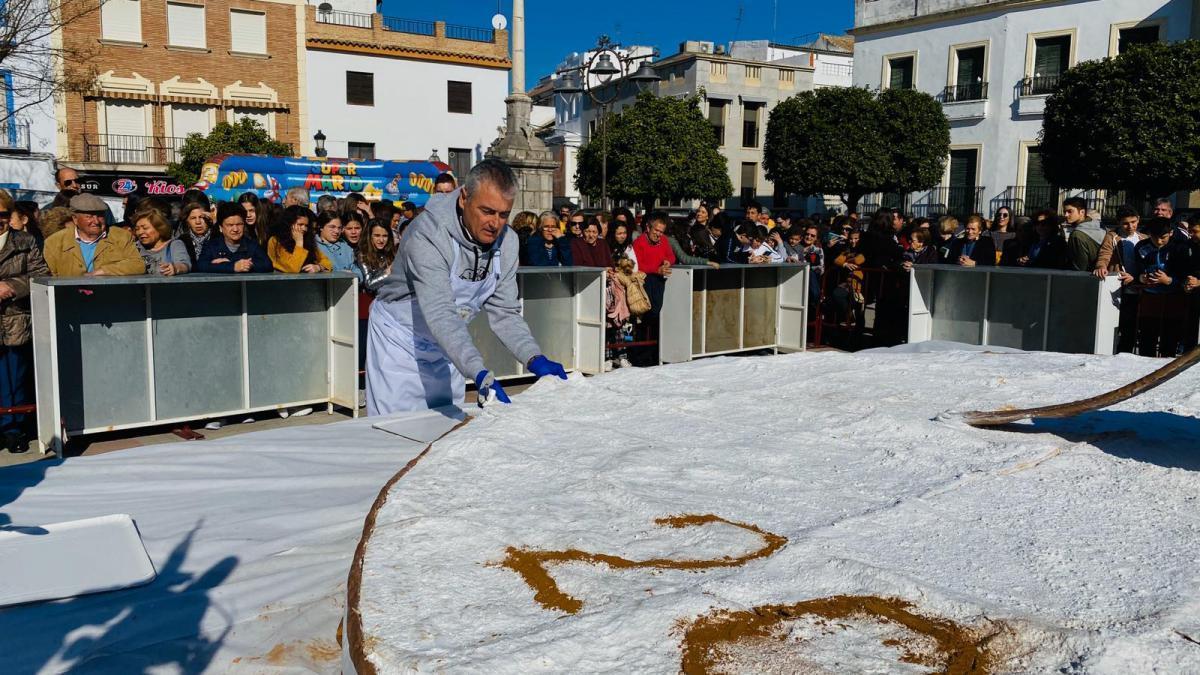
740;162;756;203
346;71;374;106
1033;35;1071;77
741;103;760;148
955;47;984;85
708;99;726;146
948;149;978;216
171;105;210;138
230;108;270;131
1023;147;1057;211
105;101;147;137
167;2;205;48
888;56;913;89
447;81;472;114
1118;26;1158;53
230;10;266;54
348;142;376;160
101;0;142;43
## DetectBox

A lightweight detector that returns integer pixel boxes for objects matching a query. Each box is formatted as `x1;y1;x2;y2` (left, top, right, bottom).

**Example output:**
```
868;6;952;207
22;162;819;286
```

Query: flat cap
69;193;108;214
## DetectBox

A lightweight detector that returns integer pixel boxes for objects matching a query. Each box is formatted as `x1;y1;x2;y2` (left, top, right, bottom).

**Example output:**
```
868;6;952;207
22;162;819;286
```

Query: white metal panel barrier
907;264;1121;354
659;263;809;363
31;273;359;455
468;267;607;380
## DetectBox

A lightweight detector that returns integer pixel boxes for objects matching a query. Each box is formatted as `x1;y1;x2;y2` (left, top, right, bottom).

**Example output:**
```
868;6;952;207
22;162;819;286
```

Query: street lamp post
553;36;659;210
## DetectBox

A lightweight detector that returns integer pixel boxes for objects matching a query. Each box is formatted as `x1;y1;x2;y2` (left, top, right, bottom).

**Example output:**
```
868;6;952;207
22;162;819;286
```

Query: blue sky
379;0;855;83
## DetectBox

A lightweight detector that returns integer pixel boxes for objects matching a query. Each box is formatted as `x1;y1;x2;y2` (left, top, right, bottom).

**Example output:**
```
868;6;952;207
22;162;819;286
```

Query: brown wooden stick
962;347;1200;427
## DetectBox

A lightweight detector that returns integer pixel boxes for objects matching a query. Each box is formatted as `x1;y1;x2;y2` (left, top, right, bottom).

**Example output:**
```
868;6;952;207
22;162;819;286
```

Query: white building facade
535;38;854;213
853;0;1198;219
304;1;510;176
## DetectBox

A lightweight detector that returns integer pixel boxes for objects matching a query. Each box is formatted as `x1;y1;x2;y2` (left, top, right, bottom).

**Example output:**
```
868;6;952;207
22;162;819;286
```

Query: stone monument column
486;0;557;214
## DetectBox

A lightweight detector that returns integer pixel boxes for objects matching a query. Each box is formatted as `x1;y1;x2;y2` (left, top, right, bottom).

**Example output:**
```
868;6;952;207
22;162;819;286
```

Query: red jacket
632;234;676;277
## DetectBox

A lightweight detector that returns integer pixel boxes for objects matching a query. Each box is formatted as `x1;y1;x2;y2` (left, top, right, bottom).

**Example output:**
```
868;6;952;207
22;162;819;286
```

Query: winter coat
1066;221;1106;272
570;237;614;268
196;236;273;274
43;225;144;277
525;235;573;267
0;230;50;346
947;235;997;267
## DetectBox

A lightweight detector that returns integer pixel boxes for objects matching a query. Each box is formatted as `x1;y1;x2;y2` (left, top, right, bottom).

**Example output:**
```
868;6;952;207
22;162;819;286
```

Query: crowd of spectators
3;162;1196;446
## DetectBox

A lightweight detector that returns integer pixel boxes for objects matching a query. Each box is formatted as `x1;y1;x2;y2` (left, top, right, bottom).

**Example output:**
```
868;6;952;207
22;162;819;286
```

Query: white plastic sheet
0;413;429;673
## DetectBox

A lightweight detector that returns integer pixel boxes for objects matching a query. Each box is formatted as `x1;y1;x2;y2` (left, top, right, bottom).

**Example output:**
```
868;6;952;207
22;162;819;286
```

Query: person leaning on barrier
526;212;573;267
315;211;355;273
947;215;996;267
569;217;614;268
0;190;50;452
268;205;332;274
1063;196;1105;272
43;194;143;277
133;208;190;276
197;203;272;274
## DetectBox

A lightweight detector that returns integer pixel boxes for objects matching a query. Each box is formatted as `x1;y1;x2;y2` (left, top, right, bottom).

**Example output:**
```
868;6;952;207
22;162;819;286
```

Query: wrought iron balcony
942;81;988;103
83;134;187;165
1021;74;1062;97
913;186;986;218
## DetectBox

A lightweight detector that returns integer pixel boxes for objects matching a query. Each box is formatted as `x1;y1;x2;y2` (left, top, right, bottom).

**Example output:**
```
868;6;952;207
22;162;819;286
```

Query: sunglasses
62;179;79;186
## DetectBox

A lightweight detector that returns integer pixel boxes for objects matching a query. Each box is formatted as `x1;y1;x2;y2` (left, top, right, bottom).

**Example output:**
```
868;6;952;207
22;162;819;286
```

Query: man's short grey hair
285;186;310;205
315;194;338;214
464;159;517;199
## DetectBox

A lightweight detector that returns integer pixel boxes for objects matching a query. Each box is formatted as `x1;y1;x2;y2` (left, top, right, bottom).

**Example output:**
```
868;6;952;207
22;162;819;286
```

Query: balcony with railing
943;81;988;103
1021;74;1062;96
444;23;495;42
0;121;30;153
315;8;373;28
83;135;187;165
912;186;986;218
941;81;989;120
306;6;505;57
381;15;435;35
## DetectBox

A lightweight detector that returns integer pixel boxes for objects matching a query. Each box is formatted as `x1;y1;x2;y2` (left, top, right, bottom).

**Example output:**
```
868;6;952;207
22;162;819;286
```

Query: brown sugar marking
679;595;993;675
501;514;787;614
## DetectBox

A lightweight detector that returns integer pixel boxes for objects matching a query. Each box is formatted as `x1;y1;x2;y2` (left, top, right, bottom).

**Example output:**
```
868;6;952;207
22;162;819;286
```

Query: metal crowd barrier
31;273;359;454
907;264;1121;354
659;263;809;363
469;267;607;379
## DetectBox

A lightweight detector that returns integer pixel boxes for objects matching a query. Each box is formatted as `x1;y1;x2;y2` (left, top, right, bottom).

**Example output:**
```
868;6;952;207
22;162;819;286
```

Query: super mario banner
195;154;451;207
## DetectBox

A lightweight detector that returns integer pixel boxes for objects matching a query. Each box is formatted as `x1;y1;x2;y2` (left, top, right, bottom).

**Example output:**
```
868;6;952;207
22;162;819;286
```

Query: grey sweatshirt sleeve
402;224;489;379
483;236;542;367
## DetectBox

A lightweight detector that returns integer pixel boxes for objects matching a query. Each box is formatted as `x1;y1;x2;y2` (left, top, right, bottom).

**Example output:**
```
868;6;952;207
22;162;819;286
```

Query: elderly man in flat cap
43;193;144;277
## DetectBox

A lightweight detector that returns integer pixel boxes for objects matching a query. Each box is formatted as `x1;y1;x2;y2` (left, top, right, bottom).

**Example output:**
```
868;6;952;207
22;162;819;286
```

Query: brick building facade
57;0;304;193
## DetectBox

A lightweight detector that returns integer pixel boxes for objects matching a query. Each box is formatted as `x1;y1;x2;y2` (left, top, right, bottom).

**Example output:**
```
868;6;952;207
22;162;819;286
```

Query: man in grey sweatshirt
366;159;566;415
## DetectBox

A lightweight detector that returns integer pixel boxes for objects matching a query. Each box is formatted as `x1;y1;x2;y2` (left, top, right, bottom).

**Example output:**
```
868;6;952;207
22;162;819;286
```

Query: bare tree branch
0;0;102;126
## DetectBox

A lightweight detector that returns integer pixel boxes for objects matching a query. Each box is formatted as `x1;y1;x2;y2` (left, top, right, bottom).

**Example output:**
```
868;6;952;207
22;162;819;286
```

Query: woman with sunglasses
990;207;1015;256
0;190;50;452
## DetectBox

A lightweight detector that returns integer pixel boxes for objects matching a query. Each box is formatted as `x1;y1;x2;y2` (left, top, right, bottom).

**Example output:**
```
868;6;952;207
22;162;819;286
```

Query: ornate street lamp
553;36;659;210
313;129;327;158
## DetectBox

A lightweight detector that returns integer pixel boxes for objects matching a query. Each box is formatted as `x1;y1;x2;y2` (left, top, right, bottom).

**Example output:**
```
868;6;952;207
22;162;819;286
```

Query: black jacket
947;235;997;266
195;236;273;273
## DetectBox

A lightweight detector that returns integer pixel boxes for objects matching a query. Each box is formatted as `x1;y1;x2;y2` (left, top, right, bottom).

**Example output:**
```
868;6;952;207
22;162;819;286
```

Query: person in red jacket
632;211;676;316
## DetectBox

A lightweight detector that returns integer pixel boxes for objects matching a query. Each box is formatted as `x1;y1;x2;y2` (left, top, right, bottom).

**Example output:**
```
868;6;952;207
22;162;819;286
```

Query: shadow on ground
998;410;1200;471
2;522;237;673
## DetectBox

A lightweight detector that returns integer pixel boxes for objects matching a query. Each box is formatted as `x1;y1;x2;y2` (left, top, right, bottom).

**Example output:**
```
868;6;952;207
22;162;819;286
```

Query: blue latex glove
527;355;568;380
474;370;511;406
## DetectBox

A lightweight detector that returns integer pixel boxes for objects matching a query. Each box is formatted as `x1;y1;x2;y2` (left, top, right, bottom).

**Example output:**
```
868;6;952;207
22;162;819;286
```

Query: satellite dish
318;2;332;11
491;13;507;30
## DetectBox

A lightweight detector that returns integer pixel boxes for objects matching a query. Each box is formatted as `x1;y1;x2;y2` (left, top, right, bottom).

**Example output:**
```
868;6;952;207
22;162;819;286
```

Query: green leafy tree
1040;40;1200;201
877;87;951;196
167;119;292;187
764;87;949;211
575;91;732;207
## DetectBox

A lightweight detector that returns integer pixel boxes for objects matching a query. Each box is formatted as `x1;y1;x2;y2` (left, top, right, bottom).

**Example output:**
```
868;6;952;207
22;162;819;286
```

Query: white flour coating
356;349;1200;673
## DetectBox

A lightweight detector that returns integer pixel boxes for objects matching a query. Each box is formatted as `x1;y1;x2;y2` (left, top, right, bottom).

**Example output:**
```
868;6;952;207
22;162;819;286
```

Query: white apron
365;232;500;416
